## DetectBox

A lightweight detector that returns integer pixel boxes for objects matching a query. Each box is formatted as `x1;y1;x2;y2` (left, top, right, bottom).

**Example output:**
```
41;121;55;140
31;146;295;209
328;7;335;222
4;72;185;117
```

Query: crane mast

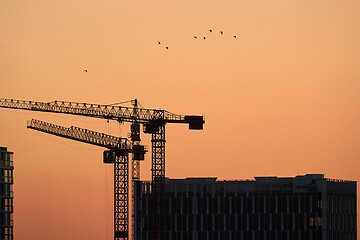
1;98;204;240
27;119;147;240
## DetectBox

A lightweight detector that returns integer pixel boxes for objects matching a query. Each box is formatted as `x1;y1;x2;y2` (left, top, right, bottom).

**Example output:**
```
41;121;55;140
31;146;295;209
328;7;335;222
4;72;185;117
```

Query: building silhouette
134;174;356;240
0;147;14;240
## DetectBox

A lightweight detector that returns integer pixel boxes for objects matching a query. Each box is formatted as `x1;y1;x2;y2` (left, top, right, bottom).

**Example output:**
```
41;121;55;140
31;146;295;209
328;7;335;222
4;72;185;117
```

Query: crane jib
0;98;204;128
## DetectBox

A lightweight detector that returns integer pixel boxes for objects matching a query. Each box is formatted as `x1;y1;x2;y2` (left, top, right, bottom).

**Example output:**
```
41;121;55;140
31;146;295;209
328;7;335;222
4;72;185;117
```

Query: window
309;217;322;227
316;217;321;227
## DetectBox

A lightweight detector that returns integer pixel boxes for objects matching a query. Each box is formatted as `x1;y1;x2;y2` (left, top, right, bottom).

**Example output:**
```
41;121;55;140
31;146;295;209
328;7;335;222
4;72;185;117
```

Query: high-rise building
0;147;14;240
134;174;356;240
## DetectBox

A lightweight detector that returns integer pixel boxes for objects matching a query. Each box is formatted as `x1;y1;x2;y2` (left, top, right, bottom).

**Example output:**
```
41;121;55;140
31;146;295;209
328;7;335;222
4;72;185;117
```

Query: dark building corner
0;147;14;240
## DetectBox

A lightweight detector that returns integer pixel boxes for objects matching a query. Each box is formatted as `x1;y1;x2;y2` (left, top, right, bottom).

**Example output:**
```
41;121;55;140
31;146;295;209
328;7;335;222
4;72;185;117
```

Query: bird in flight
194;36;197;39
83;69;88;73
220;31;224;35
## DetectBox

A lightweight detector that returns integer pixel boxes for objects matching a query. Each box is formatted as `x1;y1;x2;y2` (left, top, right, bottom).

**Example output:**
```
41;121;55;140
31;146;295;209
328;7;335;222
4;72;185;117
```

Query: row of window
138;194;324;215
0;198;14;213
0;212;13;225
0;169;14;184
0;183;13;197
328;195;356;214
138;213;326;232
136;230;333;240
327;230;357;240
0;226;13;240
327;214;357;231
0;152;13;164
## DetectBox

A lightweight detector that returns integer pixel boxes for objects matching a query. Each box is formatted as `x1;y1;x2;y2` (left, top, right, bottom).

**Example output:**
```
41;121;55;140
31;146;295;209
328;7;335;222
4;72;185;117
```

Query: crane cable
107;99;145;109
107;100;134;106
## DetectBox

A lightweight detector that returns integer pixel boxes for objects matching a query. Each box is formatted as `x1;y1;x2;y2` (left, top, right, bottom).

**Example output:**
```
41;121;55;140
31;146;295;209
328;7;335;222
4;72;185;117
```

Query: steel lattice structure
1;98;204;240
0;98;187;124
114;153;129;240
27;119;130;149
151;126;166;240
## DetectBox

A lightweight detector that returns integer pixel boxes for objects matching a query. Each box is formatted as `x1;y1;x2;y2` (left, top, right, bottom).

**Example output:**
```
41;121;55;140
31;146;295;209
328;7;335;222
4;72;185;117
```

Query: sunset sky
1;0;359;239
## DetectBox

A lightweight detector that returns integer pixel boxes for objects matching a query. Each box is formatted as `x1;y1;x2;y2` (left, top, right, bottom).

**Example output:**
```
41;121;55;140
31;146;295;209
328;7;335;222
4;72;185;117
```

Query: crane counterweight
185;115;205;130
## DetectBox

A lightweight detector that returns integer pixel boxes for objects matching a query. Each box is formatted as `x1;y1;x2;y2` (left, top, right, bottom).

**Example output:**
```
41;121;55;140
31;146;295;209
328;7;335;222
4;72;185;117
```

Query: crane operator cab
103;145;147;164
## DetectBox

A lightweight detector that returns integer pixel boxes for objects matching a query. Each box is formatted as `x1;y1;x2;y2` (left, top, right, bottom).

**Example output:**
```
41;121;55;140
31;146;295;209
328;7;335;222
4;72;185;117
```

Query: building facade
134;174;356;240
0;147;14;240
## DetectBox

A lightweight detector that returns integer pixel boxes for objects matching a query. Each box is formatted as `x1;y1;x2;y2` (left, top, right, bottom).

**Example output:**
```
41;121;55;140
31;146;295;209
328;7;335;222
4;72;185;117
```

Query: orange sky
1;0;360;239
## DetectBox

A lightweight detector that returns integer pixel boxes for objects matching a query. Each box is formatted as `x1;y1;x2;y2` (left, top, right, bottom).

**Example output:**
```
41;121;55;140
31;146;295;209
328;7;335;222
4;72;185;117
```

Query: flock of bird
157;29;237;50
83;29;236;72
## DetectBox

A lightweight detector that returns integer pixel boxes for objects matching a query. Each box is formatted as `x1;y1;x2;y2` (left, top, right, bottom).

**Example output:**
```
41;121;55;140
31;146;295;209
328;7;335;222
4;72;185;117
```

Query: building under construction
134;174;356;240
0;147;14;240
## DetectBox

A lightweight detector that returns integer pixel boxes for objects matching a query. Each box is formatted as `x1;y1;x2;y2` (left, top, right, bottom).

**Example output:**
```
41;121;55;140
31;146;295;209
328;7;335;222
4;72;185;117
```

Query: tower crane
0;98;204;240
27;118;147;240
